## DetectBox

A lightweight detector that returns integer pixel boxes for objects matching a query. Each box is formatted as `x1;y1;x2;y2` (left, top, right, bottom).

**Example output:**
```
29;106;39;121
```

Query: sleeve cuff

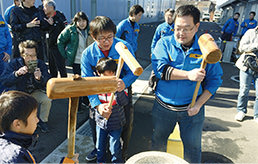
161;65;174;80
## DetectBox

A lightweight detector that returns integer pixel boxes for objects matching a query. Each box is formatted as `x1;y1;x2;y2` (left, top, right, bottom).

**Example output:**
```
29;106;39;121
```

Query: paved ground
28;21;258;163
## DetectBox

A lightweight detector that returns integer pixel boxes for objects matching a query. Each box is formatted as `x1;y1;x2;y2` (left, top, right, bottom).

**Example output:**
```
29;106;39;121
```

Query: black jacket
0;131;37;163
10;3;49;43
47;11;67;47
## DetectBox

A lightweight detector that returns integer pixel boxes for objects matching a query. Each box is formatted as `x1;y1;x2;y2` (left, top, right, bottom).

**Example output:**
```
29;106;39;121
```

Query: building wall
0;0;176;24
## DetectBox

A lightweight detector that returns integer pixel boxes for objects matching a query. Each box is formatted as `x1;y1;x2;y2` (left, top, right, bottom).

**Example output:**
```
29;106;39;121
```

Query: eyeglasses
23;54;37;58
97;35;114;42
174;26;195;33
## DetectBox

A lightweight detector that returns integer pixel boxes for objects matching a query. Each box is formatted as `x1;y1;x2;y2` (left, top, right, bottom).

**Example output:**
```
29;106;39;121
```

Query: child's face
20;109;39;135
95;31;114;51
101;70;115;76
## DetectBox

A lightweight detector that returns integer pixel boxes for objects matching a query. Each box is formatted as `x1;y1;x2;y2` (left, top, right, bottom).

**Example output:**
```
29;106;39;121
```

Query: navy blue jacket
0;57;50;93
95;91;129;131
0;131;37;163
10;3;49;43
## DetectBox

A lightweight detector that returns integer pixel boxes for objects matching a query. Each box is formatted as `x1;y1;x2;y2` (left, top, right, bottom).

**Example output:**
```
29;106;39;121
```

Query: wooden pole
108;57;124;108
67;97;79;158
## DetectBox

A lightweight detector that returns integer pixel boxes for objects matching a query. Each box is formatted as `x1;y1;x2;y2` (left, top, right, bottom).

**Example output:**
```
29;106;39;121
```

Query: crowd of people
0;0;257;163
0;0;145;163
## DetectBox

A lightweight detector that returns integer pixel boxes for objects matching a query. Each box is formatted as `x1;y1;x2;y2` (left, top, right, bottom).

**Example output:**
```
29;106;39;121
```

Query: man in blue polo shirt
151;5;223;163
116;5;144;53
240;11;257;38
221;12;240;41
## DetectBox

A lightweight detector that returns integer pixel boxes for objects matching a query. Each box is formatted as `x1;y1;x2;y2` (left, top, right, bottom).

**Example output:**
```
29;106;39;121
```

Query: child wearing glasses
81;16;138;162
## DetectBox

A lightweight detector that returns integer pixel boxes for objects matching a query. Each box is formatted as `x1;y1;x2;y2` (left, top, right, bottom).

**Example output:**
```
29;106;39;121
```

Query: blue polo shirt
151;34;223;105
116;18;140;52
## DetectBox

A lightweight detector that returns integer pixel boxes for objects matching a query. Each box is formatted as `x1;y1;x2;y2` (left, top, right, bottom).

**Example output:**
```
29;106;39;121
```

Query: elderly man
43;0;67;77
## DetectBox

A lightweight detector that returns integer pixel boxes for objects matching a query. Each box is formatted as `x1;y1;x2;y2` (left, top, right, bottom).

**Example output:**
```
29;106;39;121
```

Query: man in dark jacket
10;0;50;60
0;40;52;133
43;0;67;77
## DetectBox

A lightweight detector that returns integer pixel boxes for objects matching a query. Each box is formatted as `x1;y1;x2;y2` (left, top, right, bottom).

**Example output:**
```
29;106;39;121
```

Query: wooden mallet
190;33;222;107
46;75;117;162
106;42;143;119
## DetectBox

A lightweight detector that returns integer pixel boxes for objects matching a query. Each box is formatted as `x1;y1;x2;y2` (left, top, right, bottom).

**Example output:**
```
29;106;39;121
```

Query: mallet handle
190;60;207;108
108;57;124;108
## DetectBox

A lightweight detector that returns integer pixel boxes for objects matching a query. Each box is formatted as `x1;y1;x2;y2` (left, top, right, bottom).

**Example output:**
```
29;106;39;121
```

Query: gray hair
44;0;56;10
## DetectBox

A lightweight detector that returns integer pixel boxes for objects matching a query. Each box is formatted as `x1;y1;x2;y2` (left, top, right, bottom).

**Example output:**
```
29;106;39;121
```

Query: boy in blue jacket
0;91;39;163
95;57;128;163
81;16;138;161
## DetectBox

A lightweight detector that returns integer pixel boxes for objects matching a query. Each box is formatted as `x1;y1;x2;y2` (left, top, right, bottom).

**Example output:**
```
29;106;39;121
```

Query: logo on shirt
0;21;5;27
114;59;119;64
189;54;202;59
134;29;140;33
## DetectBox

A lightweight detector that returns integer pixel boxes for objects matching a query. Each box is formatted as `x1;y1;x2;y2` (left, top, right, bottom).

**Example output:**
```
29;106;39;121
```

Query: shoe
38;121;50;133
235;111;245;121
85;149;97;161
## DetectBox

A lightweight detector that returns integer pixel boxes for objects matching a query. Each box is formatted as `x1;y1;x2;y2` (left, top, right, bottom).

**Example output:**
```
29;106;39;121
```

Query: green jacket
57;23;91;66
